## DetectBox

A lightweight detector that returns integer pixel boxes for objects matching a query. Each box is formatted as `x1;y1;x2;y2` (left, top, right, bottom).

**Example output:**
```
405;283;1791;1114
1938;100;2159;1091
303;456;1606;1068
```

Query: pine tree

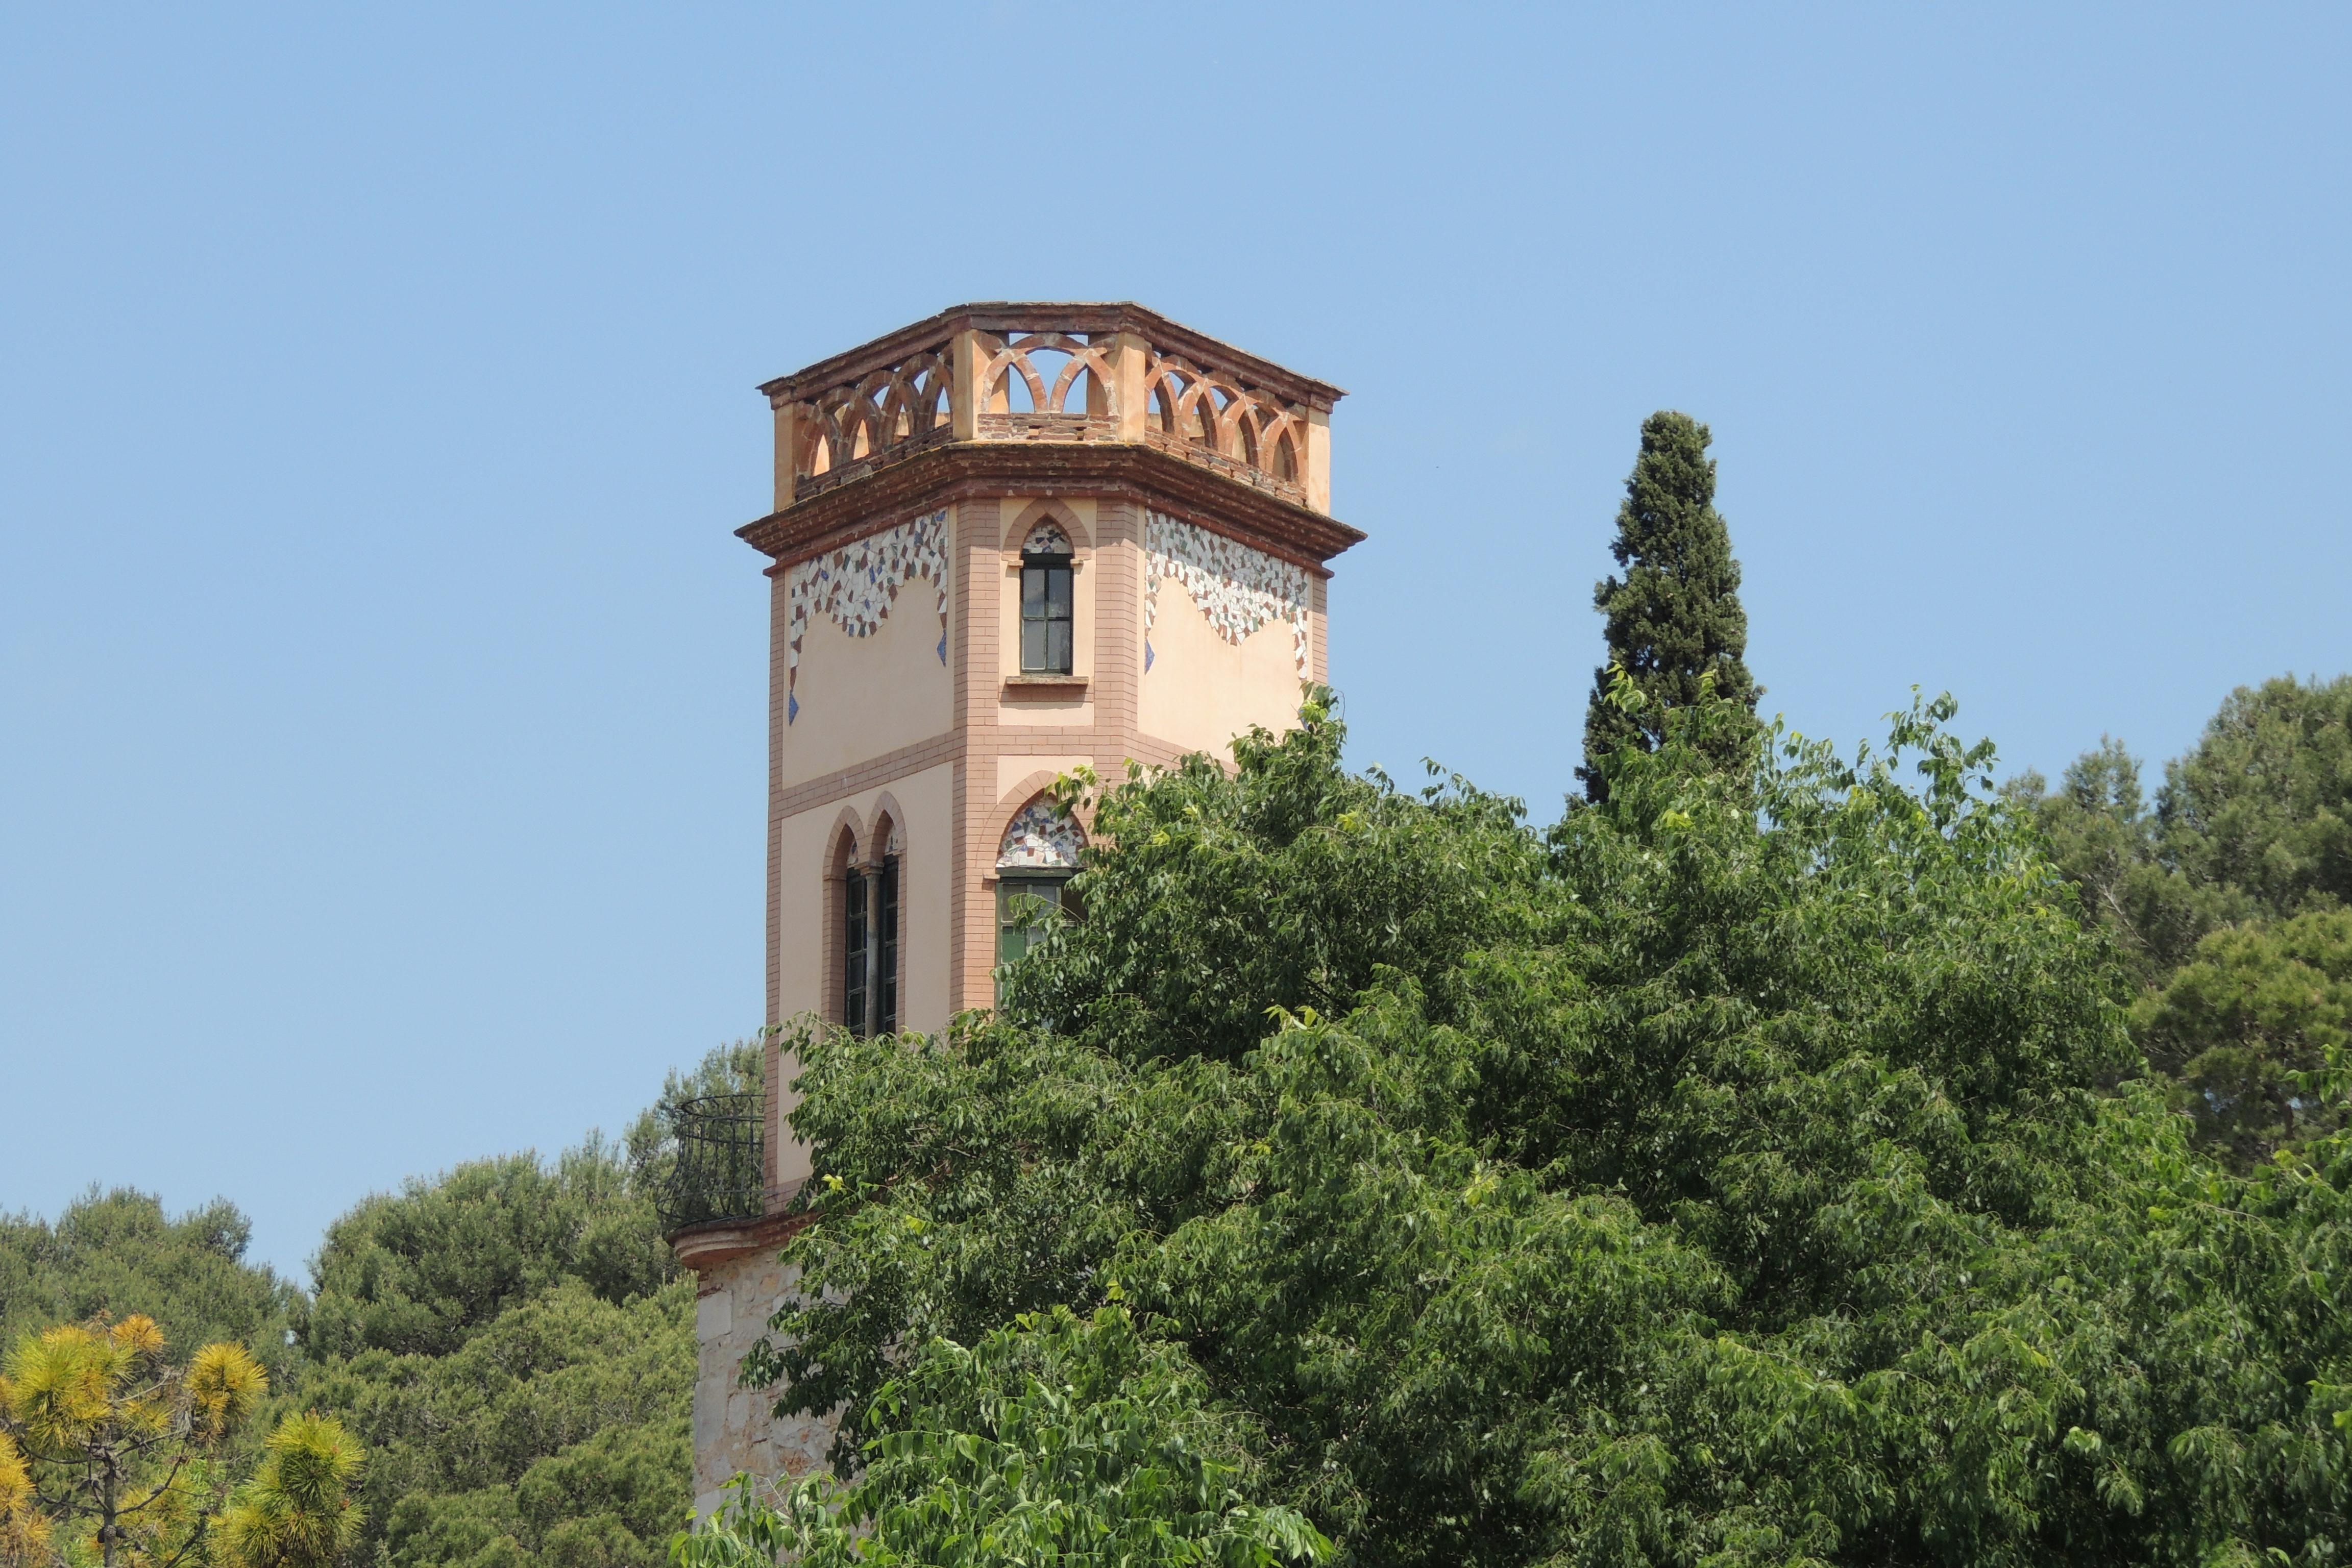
1579;411;1760;799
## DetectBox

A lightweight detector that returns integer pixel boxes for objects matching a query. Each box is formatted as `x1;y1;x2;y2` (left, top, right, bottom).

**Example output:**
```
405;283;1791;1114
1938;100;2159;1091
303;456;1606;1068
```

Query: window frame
842;865;870;1037
875;852;899;1036
1017;527;1075;676
996;873;1069;971
838;849;902;1039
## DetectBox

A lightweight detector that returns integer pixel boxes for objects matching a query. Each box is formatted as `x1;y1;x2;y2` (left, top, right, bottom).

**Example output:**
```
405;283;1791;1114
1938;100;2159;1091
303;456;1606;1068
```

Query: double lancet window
1019;523;1073;675
841;827;899;1037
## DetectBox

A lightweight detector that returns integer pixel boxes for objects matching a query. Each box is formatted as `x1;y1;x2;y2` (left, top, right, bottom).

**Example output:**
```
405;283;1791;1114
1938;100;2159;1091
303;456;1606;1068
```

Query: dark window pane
843;870;869;1037
1020;560;1074;674
877;856;899;1036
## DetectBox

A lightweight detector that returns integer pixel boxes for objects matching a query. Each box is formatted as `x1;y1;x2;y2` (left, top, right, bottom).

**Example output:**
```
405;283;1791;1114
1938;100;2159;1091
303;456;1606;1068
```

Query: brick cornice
739;442;1363;576
668;1208;814;1276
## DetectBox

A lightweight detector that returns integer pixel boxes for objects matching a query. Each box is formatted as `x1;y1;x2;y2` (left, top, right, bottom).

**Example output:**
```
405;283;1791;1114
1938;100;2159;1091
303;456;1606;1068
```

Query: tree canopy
1581;411;1760;797
293;1136;697;1568
2160;674;2352;921
0;1315;360;1568
279;1041;761;1568
3;1041;762;1568
2015;674;2352;1165
0;1193;300;1390
741;692;2352;1567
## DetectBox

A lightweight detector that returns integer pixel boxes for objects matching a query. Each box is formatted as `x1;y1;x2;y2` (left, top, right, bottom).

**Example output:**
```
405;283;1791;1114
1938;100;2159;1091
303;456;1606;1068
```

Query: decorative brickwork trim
743;444;1360;576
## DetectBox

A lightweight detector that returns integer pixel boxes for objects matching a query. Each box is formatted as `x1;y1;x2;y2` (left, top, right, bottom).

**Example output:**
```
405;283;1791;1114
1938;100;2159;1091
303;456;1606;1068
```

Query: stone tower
668;303;1359;1512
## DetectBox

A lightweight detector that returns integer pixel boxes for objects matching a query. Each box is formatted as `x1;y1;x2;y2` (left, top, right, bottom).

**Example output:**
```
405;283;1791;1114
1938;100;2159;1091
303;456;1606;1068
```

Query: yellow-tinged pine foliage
106;1318;165;1364
0;1434;53;1568
219;1415;365;1568
185;1344;266;1442
0;1317;303;1568
5;1325;122;1452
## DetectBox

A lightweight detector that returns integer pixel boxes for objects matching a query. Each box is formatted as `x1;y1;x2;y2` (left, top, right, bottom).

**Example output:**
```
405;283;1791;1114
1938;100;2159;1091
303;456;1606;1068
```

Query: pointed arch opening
831;810;902;1039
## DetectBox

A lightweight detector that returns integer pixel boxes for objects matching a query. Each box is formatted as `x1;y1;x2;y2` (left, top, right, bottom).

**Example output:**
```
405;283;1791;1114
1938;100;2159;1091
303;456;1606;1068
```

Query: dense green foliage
3;1043;761;1568
0;1193;300;1390
1580;411;1760;798
301;1267;692;1568
690;1307;1327;1568
2004;740;2211;987
745;693;2352;1566
2162;675;2352;919
2016;675;2352;1164
298;1142;675;1365
291;1035;756;1568
2134;910;2352;1164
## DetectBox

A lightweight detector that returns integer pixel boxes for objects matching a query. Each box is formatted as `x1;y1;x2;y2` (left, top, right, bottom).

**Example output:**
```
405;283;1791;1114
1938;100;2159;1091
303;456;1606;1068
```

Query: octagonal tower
670;303;1359;1510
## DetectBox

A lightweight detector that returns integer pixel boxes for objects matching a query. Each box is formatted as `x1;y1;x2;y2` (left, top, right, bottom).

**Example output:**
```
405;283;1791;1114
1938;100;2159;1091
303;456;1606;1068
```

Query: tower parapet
757;302;1342;514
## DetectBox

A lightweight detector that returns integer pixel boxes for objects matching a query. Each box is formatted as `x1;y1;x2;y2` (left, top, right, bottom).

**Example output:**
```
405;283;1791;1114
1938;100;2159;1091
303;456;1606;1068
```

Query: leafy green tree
0;1194;300;1390
2012;678;2352;1164
2159;673;2352;920
1580;411;1760;799
2014;678;2352;966
2134;908;2352;1164
685;1307;1326;1568
740;691;2352;1565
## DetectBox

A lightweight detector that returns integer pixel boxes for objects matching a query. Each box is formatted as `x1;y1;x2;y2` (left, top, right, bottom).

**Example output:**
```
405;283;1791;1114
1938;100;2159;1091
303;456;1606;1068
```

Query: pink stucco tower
669;303;1359;1511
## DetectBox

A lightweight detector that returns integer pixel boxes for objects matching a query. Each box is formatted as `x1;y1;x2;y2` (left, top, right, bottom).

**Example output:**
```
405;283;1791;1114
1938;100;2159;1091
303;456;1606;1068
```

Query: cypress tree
1579;410;1760;799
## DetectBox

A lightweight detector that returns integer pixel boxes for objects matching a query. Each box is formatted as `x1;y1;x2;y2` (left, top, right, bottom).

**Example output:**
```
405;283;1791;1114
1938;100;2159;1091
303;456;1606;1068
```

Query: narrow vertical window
876;852;899;1036
842;867;869;1037
1020;524;1073;675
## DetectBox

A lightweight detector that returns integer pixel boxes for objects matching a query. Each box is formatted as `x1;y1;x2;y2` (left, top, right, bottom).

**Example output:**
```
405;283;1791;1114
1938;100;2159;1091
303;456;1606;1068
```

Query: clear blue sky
4;5;2346;1279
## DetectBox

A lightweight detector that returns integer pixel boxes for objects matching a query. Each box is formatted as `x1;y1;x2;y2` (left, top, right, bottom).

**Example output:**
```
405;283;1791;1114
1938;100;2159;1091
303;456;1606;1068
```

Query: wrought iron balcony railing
655;1093;765;1234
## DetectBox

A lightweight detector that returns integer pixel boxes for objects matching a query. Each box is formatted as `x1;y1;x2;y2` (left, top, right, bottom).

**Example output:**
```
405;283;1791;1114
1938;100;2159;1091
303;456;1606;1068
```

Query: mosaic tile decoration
785;508;950;724
1022;522;1072;555
997;798;1084;870
1143;511;1310;677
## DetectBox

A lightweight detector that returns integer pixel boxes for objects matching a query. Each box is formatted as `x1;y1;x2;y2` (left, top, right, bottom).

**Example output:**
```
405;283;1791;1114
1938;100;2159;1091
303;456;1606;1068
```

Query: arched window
1019;523;1073;675
840;823;901;1037
995;798;1082;988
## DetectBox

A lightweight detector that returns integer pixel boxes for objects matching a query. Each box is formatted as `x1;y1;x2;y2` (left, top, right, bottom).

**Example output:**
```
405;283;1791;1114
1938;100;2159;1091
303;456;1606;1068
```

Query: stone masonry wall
691;1247;838;1517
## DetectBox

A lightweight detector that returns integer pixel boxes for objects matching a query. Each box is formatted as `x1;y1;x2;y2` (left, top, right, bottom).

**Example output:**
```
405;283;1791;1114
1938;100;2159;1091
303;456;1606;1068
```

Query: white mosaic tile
1143;511;1309;676
997;798;1084;870
785;508;950;723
